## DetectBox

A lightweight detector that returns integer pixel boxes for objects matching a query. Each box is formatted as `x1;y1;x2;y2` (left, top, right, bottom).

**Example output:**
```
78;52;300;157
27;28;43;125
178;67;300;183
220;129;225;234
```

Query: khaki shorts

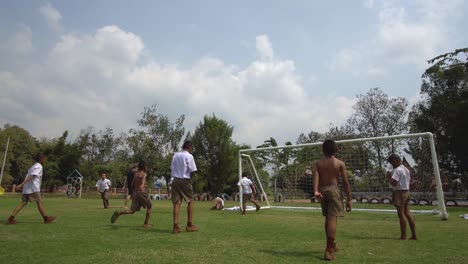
22;192;41;203
319;185;344;217
242;193;253;204
393;190;410;207
100;190;109;200
171;178;193;204
131;191;153;212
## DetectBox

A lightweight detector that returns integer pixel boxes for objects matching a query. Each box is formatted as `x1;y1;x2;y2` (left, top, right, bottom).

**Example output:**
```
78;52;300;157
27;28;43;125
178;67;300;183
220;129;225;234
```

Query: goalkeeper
313;140;352;261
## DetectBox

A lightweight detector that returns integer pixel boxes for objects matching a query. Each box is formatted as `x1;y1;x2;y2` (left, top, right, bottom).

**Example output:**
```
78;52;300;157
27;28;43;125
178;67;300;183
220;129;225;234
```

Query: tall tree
348;87;408;168
408;47;468;190
127;104;185;182
190;114;238;195
0;124;37;185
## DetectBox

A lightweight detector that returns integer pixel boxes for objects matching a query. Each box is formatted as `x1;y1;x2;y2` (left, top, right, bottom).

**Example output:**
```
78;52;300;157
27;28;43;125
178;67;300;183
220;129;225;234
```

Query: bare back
315;156;345;187
132;171;147;192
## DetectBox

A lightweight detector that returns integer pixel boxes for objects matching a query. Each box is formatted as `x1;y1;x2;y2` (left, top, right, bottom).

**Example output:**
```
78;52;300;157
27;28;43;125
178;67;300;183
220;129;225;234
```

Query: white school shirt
237;177;253;194
215;197;225;206
171;150;197;179
391;165;411;191
22;163;43;194
96;179;111;192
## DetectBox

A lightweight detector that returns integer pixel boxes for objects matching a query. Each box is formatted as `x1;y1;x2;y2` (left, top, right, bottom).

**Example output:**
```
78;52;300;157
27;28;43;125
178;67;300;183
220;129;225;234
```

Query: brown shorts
131;191;153;212
171;178;193;204
22;192;41;203
100;190;109;200
319;185;344;217
242;193;253;204
393;190;410;207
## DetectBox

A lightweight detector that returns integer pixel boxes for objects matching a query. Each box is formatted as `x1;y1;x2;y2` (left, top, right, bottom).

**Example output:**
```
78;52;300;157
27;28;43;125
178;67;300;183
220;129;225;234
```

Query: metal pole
0;137;10;185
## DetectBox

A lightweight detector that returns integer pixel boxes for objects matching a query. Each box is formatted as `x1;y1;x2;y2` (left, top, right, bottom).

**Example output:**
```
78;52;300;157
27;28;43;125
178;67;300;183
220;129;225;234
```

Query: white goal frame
238;132;448;220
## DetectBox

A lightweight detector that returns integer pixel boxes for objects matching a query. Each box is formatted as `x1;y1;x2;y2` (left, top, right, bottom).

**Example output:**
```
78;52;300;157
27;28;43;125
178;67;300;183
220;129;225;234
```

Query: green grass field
1;195;468;264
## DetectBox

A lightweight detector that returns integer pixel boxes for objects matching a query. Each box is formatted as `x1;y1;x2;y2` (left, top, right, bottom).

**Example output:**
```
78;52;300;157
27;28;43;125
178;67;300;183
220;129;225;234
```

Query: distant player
124;165;138;209
386;154;417;240
111;161;153;228
171;141;198;234
96;172;111;209
313;140;352;261
237;173;261;214
6;153;57;224
211;196;224;210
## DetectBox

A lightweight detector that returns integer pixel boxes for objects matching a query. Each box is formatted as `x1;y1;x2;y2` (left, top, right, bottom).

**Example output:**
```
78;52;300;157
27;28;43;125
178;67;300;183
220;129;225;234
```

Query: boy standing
170;141;198;234
313;140;352;261
111;161;153;228
237;173;261;214
96;173;111;209
386;154;417;240
6;153;56;224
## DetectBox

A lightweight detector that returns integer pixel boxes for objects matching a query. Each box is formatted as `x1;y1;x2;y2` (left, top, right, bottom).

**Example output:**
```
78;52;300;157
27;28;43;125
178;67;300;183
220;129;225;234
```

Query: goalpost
238;132;448;220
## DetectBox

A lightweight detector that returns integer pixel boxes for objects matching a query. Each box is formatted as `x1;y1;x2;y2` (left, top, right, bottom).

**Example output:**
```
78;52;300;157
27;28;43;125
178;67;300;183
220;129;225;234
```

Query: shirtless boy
313;140;352;261
111;161;153;228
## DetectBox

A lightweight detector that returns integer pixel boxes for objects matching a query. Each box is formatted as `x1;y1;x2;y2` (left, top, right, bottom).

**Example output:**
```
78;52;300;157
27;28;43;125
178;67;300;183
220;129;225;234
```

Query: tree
189;114;238;195
127;105;185;183
408;47;468;190
348;88;408;169
0;124;37;185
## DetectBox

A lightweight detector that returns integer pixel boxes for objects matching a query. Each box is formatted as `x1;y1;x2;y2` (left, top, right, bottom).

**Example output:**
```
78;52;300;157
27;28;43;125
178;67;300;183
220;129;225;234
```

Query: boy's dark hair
242;172;249;177
138;160;147;171
322;140;338;156
34;153;46;162
387;154;401;163
182;140;192;150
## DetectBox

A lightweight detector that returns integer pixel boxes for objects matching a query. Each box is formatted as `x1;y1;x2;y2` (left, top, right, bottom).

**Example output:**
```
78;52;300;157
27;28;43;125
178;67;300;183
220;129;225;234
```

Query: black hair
387;154;401;163
138;160;147;171
322;140;338;156
182;140;192;150
34;153;46;162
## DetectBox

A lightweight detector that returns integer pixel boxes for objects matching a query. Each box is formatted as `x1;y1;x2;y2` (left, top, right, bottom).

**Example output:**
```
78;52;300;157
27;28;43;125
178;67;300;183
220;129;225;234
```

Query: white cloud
0;26;354;145
39;2;62;30
2;24;33;54
255;34;274;60
331;1;464;78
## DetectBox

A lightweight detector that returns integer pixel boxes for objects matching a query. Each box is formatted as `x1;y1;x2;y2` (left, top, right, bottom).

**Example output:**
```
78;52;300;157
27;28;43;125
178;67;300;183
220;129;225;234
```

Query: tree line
0;48;466;195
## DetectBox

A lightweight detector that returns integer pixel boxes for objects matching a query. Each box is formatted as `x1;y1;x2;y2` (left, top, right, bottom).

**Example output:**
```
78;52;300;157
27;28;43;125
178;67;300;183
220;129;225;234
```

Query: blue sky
1;0;467;145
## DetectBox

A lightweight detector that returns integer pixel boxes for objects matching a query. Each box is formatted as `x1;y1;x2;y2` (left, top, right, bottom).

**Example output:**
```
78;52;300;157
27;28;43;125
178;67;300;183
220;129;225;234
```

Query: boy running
386;154;417;240
96;173;111;209
237;173;261;214
313;140;352;261
111;161;153;228
6;153;56;224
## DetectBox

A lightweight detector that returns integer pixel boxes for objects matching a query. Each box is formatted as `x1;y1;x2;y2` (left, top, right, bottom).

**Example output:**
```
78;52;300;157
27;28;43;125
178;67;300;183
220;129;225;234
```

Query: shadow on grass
107;224;173;234
260;249;322;260
348;235;396;240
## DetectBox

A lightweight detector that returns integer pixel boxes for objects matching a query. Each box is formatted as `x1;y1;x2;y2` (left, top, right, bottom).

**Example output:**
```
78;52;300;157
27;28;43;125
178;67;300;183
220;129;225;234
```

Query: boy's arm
251;183;256;194
386;171;398;187
16;175;34;190
313;163;322;198
340;162;352;212
96;181;100;191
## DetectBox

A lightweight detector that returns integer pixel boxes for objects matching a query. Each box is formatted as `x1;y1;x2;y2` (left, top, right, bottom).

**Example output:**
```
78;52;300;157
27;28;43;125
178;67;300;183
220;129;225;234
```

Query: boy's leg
396;207;407;240
173;200;182;233
251;199;261;211
144;208;152;227
324;216;337;260
111;209;134;223
7;201;28;224
404;205;417;240
186;200;198;231
36;200;56;224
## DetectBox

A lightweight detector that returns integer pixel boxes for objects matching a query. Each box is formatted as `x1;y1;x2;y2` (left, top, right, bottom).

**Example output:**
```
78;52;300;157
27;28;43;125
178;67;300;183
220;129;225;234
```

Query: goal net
238;132;448;220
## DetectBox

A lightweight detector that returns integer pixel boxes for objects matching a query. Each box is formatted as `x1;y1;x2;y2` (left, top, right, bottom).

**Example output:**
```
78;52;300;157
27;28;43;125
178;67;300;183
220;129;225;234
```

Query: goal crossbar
238;132;449;220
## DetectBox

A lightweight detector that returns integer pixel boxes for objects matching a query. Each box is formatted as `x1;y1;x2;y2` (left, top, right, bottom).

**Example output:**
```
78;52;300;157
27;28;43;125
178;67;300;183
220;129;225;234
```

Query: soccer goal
238;132;449;220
